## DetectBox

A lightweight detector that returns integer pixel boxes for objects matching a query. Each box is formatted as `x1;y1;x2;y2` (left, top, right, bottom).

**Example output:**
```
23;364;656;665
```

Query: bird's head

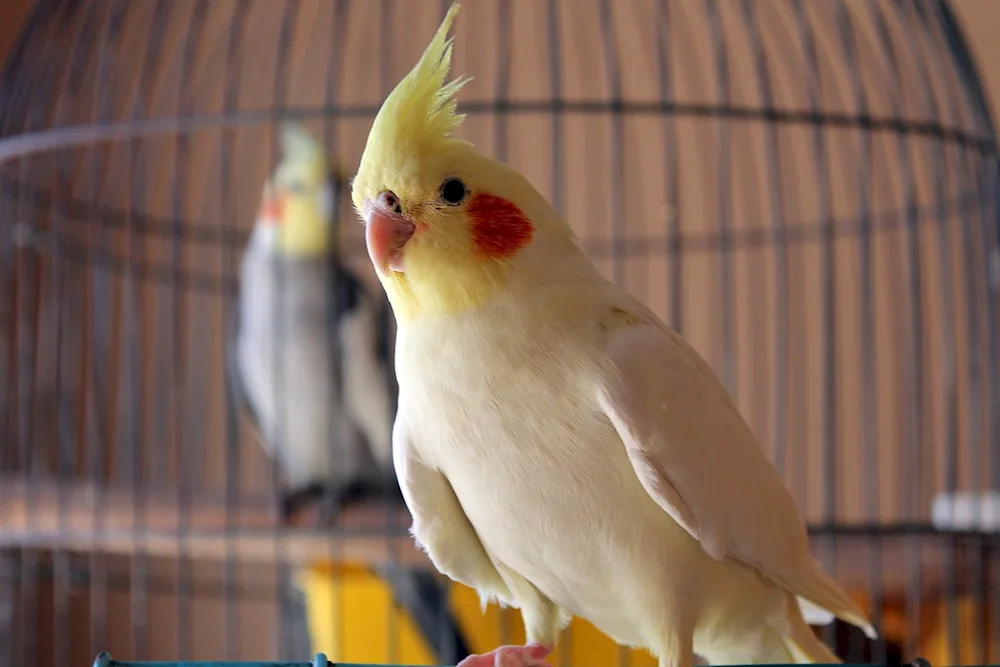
351;2;576;322
257;123;343;257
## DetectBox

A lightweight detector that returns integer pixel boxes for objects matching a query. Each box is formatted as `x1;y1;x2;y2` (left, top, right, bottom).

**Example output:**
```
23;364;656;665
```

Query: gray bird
226;123;471;663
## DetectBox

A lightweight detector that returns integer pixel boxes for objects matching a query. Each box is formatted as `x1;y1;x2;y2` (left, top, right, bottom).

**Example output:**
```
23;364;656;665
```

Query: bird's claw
456;643;553;667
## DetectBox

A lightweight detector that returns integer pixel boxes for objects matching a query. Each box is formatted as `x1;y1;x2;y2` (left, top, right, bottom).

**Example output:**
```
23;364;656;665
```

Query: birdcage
0;1;998;666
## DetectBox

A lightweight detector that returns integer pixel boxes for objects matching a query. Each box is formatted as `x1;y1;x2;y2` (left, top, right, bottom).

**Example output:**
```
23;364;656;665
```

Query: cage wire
0;0;998;666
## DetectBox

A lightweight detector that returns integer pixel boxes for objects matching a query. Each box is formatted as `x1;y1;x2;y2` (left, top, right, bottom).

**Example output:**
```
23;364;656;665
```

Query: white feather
392;267;872;667
594;304;875;641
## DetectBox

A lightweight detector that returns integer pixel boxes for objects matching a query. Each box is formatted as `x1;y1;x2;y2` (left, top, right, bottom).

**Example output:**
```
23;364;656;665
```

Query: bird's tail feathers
777;558;877;640
779;623;841;664
766;593;843;665
712;624;837;666
797;596;835;626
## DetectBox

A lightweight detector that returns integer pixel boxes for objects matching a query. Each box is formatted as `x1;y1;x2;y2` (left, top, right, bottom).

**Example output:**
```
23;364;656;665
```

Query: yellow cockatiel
351;5;876;667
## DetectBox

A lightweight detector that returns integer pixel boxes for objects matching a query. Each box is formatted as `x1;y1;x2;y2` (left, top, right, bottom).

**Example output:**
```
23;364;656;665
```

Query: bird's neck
249;221;333;260
383;229;598;325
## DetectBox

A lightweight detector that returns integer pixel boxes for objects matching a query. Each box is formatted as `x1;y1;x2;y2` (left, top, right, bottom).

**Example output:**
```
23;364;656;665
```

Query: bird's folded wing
224;295;265;439
393;417;513;605
594;310;875;636
594;313;811;576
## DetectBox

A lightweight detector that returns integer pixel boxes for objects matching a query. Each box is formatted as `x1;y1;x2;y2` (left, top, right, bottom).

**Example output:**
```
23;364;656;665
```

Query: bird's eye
439;177;468;206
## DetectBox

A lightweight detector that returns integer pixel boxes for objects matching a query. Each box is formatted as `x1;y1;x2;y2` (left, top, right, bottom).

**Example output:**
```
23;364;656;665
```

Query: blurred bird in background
228;122;397;522
226;123;471;663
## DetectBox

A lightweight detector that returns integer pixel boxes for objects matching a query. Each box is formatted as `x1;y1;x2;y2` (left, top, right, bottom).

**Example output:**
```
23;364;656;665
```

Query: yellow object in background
920;597;996;665
298;561;658;667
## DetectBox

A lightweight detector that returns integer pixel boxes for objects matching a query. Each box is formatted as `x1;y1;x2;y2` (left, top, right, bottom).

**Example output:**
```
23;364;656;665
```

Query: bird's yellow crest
351;1;580;321
352;2;470;216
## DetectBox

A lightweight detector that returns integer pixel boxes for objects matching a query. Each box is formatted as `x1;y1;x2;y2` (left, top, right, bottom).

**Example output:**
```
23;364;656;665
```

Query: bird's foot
456;643;553;667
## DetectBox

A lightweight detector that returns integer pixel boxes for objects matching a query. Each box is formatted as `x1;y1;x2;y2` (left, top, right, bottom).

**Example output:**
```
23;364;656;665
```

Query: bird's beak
260;184;286;225
364;198;416;273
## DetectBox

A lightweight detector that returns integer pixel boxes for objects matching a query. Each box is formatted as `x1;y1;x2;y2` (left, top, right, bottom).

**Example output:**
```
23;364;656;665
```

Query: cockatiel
350;5;877;667
228;122;398;520
227;122;472;663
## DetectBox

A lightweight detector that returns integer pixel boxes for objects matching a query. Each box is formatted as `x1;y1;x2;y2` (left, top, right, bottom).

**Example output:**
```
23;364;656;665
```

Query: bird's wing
393;415;514;607
594;303;875;637
330;259;395;382
333;261;398;470
224;289;264;440
594;306;802;565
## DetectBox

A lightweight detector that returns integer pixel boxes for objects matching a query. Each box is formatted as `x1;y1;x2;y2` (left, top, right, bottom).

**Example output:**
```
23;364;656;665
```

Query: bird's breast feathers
394;297;651;532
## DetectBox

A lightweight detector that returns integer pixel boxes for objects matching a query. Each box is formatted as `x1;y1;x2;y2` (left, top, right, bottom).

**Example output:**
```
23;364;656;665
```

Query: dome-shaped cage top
0;0;1000;664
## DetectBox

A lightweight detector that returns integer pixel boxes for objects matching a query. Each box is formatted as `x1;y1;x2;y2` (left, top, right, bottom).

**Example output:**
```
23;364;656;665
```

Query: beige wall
954;0;1000;120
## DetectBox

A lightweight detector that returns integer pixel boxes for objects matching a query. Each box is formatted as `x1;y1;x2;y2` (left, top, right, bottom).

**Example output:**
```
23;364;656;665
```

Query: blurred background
1;1;1000;666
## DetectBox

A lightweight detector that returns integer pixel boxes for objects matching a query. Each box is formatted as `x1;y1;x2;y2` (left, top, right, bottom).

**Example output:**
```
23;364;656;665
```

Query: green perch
93;651;950;667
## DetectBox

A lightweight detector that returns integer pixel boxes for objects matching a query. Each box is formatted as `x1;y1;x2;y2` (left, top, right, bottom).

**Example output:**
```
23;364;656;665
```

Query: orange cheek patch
260;193;286;224
467;193;534;259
